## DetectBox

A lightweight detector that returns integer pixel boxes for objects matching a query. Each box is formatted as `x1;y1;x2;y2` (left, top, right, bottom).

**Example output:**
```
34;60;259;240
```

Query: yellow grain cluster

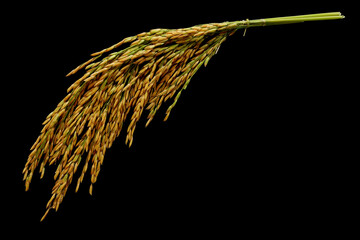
23;21;241;221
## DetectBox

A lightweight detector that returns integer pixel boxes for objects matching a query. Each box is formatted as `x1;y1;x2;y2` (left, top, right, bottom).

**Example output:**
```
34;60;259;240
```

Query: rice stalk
23;12;344;221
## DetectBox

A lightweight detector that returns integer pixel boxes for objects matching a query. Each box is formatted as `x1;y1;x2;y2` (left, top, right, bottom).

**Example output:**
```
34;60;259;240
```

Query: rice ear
23;12;344;221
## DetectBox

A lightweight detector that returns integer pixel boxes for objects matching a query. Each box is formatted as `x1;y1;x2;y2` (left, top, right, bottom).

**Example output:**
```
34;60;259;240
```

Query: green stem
236;12;345;29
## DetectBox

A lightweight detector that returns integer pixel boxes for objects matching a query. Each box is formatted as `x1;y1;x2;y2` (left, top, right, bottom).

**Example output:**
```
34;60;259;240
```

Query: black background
4;0;355;237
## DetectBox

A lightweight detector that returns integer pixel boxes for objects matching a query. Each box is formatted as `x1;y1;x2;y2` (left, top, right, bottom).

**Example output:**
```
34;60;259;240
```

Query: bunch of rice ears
23;12;344;221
